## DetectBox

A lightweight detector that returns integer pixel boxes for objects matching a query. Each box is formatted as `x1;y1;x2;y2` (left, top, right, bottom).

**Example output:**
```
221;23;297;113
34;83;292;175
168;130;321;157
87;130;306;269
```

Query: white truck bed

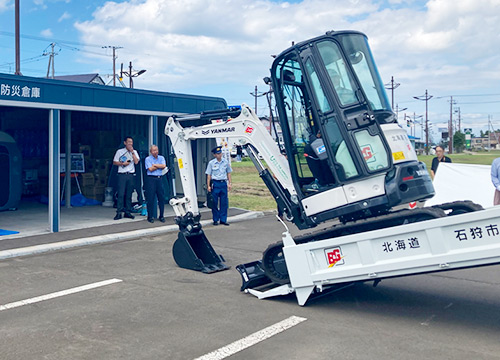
247;206;500;305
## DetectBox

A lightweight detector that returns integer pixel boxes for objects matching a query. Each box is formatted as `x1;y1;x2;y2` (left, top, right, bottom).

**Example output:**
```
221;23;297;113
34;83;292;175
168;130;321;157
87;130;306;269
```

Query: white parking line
193;315;307;360
0;278;123;311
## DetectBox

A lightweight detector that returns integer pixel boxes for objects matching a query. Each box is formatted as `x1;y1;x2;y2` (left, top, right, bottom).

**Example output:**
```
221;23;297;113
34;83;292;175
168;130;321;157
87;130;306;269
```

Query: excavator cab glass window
316;41;358;107
340;34;392;113
304;58;359;181
276;57;336;192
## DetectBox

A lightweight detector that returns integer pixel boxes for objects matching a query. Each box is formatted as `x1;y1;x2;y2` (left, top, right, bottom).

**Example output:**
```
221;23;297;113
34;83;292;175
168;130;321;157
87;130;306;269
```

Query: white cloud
40;28;53;37
58;11;71;22
33;0;48;9
0;0;11;12
74;0;500;129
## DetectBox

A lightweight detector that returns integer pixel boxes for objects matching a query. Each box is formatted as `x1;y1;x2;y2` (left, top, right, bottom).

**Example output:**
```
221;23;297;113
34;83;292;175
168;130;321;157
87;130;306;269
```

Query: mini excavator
165;31;500;305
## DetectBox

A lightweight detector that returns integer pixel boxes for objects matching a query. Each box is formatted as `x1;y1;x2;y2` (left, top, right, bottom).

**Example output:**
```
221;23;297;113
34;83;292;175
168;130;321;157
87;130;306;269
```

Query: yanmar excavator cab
165;31;497;305
269;30;434;228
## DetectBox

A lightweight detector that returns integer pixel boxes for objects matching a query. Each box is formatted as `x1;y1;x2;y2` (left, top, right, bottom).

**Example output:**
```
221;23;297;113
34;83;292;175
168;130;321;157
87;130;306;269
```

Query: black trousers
117;173;135;214
145;175;165;218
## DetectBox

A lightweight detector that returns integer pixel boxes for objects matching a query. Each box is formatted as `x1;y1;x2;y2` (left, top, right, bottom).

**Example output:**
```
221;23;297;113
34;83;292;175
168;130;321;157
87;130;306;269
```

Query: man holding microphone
113;136;140;220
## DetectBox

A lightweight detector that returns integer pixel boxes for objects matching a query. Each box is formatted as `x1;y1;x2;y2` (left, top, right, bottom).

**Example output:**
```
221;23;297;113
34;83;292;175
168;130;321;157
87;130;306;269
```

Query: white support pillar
65;111;71;208
49;109;61;232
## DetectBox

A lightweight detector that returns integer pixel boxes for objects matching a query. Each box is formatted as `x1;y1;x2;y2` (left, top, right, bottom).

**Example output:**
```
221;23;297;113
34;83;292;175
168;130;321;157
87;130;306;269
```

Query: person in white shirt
112;136;140;220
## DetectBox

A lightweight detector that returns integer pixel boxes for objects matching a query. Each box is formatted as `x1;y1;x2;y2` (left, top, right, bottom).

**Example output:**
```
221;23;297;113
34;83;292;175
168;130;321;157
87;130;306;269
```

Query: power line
457;100;500;105
0;30;106;48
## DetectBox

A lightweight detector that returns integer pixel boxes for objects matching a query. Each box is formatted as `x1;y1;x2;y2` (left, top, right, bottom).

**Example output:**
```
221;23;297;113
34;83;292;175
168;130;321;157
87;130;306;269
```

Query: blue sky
1;0;500;141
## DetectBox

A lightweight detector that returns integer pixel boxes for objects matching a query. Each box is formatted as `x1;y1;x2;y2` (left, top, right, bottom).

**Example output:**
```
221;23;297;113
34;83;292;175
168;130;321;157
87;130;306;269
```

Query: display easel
61;173;82;198
60;153;85;200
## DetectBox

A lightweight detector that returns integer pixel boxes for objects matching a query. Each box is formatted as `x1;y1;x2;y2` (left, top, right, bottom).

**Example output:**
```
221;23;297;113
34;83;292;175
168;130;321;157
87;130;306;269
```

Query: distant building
53;73;105;85
471;133;500;150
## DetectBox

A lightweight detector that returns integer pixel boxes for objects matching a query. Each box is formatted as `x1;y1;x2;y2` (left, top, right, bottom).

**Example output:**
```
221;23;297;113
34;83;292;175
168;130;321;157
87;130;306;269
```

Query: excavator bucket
172;229;230;273
236;260;272;290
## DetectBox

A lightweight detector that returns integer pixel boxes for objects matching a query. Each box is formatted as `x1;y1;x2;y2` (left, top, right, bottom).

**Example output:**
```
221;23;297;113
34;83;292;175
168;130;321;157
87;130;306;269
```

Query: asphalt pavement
1;213;500;359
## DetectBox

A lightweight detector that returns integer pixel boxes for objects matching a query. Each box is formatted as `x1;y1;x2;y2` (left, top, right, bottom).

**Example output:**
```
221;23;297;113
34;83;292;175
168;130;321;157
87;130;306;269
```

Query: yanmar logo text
211;127;235;134
202;127;236;135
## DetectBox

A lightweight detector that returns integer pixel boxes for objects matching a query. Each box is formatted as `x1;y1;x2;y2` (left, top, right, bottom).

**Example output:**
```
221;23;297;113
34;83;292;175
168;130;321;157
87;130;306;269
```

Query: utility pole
384;76;400;110
488;115;499;149
45;43;56;79
249;85;266;115
448;96;456;154
455;106;461;132
414;90;433;154
488;115;491;151
253;86;258;113
129;61;133;88
14;0;22;75
103;46;122;86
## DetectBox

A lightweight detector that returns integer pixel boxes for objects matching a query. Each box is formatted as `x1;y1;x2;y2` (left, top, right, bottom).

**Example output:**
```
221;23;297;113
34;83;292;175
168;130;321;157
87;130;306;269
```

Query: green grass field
229;151;500;211
419;151;500;170
229;159;277;211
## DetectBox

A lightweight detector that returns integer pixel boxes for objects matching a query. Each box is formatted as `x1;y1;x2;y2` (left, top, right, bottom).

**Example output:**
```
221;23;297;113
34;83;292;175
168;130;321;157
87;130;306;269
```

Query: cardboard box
82;185;94;198
23;169;38;181
81;173;95;187
81;185;105;202
79;145;91;159
94;173;108;186
93;147;117;160
92;185;105;202
93;159;112;171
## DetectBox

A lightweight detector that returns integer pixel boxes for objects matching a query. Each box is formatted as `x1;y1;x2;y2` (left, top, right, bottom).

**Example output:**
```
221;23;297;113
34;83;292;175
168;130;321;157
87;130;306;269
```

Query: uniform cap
212;146;222;154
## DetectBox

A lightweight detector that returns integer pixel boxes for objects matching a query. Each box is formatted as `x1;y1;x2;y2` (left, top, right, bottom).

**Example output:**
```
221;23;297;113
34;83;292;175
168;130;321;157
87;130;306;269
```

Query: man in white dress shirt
112;136;140;220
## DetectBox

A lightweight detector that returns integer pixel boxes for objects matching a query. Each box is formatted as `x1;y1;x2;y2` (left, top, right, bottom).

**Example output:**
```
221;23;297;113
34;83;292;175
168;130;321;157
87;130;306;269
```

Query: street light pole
119;61;146;89
384;76;400;110
414;90;433;154
413;112;423;140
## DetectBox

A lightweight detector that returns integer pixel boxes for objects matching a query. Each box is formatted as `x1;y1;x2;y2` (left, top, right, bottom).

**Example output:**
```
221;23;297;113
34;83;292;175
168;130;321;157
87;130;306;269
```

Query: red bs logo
361;145;373;162
245;126;254;134
325;247;345;267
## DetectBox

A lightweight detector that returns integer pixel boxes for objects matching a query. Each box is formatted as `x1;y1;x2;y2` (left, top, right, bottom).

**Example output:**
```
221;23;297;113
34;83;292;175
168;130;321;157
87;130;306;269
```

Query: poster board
60;153;85;173
425;162;494;209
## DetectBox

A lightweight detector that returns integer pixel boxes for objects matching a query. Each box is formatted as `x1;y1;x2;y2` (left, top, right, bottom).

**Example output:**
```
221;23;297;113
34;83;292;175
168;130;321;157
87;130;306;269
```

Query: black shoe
147;218;154;223
114;213;122;220
213;221;219;226
159;217;165;223
220;221;230;226
124;213;135;219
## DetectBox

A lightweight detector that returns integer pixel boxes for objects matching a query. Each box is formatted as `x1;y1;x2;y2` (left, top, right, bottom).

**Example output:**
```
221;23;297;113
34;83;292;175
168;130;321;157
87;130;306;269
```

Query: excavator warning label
178;158;184;169
393;151;405;161
325;247;345;267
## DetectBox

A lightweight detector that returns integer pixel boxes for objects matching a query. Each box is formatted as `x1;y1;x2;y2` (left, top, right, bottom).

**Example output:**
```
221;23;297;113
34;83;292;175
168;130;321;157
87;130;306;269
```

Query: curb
0;211;265;260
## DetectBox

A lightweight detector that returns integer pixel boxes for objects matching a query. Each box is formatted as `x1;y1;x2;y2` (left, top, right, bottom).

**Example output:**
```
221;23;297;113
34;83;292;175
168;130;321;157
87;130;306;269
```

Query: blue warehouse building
0;73;226;233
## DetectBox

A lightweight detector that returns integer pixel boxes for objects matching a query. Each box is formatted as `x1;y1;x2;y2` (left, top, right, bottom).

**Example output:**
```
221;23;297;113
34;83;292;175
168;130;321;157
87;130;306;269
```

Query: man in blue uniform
145;145;167;223
206;146;232;226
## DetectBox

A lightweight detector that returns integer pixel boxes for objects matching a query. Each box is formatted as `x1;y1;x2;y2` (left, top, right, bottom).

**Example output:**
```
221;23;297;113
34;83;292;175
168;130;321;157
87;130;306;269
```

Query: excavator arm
165;103;297;222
